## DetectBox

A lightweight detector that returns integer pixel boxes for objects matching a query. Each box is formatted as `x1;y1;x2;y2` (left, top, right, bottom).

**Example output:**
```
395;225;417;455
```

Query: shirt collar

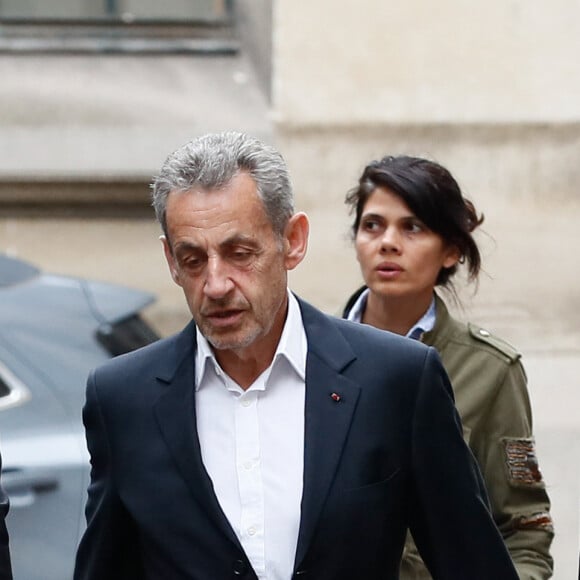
195;290;307;391
345;287;436;340
345;287;368;324
407;297;436;340
273;290;307;381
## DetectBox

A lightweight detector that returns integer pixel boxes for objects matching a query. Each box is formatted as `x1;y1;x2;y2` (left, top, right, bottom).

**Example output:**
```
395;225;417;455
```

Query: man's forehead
168;176;261;211
167;202;275;252
170;170;258;196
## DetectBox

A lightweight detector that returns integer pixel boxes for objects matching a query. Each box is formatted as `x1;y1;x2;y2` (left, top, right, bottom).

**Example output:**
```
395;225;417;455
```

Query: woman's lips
376;262;403;280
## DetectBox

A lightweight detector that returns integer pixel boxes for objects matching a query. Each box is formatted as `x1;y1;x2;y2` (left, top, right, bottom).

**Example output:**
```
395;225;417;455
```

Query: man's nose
203;257;234;299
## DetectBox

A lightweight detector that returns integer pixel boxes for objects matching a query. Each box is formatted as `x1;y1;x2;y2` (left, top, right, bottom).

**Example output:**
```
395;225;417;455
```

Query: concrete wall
273;0;580;124
271;0;580;347
272;0;580;201
0;53;270;185
235;0;272;99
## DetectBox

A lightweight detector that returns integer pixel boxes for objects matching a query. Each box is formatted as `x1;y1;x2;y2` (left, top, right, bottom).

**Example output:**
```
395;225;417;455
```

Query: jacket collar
342;285;367;319
420;293;456;350
293;298;361;569
153;320;243;551
153;318;197;384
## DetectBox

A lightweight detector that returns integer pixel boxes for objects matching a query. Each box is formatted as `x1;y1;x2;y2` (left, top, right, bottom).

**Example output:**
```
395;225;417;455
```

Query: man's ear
161;235;183;287
284;212;309;271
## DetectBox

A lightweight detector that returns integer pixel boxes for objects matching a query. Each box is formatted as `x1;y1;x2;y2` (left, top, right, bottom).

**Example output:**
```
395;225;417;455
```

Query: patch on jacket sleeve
503;437;544;486
513;511;554;533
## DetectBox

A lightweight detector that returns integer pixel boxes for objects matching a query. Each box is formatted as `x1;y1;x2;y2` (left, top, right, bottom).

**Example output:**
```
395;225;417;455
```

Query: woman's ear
443;244;461;269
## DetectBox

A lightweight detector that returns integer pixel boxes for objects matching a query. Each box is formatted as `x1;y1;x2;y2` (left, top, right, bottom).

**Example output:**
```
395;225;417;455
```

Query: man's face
162;172;306;360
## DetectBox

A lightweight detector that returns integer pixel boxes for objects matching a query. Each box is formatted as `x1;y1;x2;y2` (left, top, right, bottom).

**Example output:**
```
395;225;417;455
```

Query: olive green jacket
343;290;554;580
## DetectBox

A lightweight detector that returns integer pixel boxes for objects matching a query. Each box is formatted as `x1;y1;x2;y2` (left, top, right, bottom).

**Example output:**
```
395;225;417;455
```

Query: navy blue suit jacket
74;298;517;579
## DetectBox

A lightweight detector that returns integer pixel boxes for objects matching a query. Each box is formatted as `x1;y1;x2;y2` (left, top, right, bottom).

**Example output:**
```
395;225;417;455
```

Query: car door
0;340;89;580
0;254;161;579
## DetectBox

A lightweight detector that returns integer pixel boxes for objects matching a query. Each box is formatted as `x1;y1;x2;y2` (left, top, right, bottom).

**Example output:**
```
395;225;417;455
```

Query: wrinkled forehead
165;177;275;245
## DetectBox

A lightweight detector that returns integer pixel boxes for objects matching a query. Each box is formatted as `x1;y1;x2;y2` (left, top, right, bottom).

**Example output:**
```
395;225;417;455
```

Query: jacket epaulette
467;323;521;363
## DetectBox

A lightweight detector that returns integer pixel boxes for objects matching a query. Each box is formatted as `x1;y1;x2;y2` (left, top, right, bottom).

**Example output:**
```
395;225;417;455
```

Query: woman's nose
380;227;401;253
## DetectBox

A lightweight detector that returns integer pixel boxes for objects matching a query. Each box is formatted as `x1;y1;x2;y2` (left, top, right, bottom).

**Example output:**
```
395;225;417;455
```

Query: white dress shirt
195;291;307;580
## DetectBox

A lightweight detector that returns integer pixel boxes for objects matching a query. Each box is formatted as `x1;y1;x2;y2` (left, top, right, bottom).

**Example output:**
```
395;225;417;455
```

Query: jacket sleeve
474;360;554;580
0;451;13;580
73;370;145;580
408;348;518;580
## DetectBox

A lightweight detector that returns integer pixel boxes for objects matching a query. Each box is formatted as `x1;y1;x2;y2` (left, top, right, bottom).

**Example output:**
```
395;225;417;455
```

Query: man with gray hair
74;131;518;579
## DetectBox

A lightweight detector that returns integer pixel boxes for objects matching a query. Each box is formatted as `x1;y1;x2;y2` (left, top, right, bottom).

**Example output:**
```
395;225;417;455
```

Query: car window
0;375;8;398
95;313;160;357
0;360;30;411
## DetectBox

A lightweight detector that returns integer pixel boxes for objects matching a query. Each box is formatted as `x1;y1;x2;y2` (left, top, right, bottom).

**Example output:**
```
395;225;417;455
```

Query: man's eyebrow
173;241;203;255
220;234;260;248
173;235;259;256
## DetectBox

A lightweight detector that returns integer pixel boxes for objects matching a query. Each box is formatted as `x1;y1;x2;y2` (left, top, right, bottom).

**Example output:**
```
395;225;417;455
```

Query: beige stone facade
1;1;578;576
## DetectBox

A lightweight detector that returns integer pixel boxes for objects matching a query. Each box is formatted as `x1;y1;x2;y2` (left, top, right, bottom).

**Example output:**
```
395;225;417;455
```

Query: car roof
0;253;40;286
0;253;155;323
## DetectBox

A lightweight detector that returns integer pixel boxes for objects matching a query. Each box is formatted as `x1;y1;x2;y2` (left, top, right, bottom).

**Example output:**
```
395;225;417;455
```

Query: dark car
0;254;160;580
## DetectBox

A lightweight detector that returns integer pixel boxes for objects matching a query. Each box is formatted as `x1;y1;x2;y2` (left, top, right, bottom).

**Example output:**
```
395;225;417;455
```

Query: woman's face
355;187;460;302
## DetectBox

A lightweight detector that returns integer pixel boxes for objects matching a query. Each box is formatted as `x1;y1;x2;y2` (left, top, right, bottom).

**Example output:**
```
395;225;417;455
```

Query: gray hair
151;131;294;239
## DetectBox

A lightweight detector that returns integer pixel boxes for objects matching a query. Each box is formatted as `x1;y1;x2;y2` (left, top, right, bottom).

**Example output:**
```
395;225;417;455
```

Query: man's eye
231;250;252;261
182;258;203;269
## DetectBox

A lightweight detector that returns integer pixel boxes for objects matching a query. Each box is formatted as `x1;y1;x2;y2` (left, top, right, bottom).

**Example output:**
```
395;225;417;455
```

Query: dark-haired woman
343;155;553;579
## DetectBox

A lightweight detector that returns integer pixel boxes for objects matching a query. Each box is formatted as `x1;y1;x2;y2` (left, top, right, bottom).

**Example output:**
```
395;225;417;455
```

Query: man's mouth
204;309;245;327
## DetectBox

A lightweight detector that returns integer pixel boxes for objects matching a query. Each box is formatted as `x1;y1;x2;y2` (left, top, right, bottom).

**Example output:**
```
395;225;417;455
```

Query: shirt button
241;399;252;407
479;329;491;337
243;461;253;470
247;527;256;536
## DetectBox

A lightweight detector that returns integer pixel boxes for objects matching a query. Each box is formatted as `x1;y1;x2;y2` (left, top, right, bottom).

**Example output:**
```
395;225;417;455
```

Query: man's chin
204;329;260;352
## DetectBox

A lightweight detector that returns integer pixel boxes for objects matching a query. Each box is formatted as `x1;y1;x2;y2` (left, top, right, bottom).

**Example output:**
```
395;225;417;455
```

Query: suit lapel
294;300;361;569
153;322;241;549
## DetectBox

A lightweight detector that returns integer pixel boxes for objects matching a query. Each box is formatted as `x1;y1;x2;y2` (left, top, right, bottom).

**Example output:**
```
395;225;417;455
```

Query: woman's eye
405;221;424;234
361;220;380;232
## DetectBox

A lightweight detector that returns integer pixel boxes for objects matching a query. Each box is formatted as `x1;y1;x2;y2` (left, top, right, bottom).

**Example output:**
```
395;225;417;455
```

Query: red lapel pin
330;392;341;402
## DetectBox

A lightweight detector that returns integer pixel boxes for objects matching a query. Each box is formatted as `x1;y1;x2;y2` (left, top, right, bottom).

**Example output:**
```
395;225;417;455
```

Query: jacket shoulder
466;322;521;364
90;321;195;387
